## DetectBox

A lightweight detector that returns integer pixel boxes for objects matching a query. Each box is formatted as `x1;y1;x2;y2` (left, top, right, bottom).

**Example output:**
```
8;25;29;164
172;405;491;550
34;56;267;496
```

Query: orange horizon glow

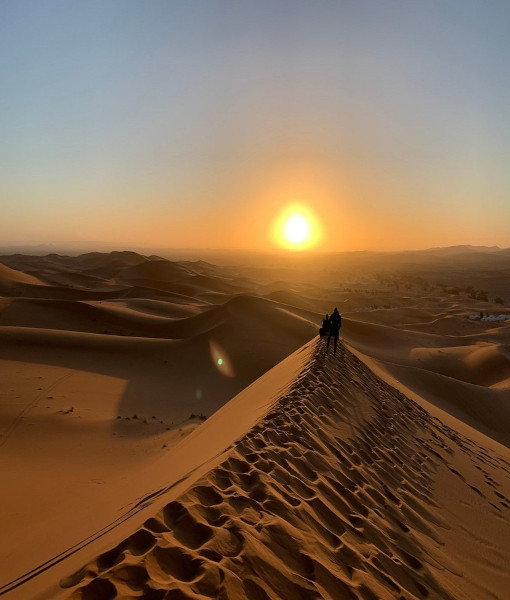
2;3;510;253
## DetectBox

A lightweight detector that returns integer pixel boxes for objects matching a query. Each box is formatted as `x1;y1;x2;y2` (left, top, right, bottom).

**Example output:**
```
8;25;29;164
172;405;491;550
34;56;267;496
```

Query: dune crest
0;263;45;289
2;250;510;599
59;340;510;600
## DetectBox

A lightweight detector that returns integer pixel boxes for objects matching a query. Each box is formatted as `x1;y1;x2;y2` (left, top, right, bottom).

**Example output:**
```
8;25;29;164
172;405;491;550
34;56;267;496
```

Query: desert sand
1;247;509;600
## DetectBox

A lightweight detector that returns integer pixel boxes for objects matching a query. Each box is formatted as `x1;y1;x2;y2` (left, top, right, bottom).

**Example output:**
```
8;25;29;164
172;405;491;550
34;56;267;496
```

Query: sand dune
118;286;205;303
264;290;329;313
411;343;510;388
12;338;506;600
344;315;510;359
0;290;318;595
75;250;153;270
112;277;242;300
116;260;195;283
0;336;315;600
0;294;318;341
343;307;436;326
342;318;449;360
0;297;211;337
0;263;45;289
342;317;510;444
394;315;489;336
115;261;247;299
1;250;510;600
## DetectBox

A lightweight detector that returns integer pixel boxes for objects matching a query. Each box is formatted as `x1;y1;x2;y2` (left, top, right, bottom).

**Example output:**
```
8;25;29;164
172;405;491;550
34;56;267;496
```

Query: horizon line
0;242;508;255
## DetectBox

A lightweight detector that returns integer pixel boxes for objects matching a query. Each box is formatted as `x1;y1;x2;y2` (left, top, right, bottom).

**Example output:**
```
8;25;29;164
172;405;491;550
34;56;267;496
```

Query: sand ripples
64;341;510;600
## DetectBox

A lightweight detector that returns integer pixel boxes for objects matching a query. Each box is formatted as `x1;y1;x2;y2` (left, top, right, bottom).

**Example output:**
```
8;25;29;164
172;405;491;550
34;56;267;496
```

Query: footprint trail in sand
65;340;510;600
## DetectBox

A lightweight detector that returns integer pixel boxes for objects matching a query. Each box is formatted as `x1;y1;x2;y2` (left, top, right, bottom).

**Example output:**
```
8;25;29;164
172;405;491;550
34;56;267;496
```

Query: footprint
206;525;245;558
191;485;223;506
127;529;156;555
72;578;116;600
145;546;203;583
173;514;213;550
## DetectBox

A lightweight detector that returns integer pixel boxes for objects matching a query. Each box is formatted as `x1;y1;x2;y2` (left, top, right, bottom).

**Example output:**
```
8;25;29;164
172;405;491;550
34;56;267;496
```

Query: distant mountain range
0;242;508;259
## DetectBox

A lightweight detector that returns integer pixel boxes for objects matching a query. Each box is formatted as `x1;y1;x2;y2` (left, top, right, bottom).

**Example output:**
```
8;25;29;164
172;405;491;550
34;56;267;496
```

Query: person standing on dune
326;307;342;356
319;313;330;337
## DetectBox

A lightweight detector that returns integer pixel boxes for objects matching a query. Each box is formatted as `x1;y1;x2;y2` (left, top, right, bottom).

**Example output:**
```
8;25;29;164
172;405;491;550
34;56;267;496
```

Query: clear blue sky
1;0;509;250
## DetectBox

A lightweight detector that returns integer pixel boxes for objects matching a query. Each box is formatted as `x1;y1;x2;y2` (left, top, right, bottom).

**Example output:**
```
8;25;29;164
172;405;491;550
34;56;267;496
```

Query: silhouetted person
319;313;330;337
327;308;342;356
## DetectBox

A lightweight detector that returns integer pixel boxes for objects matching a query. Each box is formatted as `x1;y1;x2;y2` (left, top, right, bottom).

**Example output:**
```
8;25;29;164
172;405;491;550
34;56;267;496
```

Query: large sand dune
1;249;509;599
0;263;46;290
5;339;508;600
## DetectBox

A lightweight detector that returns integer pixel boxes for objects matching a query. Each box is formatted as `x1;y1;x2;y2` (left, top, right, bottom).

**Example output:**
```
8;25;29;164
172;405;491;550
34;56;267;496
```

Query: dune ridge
0;263;46;289
59;339;510;600
2;250;510;600
0;341;316;599
341;318;510;445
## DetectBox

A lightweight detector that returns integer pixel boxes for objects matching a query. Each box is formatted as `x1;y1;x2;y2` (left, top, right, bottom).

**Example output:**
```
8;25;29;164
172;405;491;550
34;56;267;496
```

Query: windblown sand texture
1;248;510;599
60;341;510;600
0;252;320;596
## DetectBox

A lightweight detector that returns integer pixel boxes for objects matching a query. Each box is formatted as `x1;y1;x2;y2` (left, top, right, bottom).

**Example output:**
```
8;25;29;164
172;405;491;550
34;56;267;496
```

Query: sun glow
273;205;322;250
285;215;309;243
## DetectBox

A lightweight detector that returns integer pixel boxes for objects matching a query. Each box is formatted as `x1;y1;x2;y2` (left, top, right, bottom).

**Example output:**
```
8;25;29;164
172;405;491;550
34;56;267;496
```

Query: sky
1;0;510;252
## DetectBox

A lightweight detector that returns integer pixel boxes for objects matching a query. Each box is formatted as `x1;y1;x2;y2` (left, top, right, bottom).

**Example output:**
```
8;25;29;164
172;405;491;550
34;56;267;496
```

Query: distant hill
423;245;503;255
0;263;45;288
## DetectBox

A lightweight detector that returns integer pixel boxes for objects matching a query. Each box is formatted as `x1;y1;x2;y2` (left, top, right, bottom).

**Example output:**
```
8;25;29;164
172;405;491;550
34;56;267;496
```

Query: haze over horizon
0;240;508;257
2;0;510;251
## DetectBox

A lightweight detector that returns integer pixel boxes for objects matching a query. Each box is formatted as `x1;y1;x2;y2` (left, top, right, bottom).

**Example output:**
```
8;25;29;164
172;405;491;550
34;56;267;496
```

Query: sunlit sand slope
60;340;510;600
341;318;510;445
0;263;46;289
0;341;315;600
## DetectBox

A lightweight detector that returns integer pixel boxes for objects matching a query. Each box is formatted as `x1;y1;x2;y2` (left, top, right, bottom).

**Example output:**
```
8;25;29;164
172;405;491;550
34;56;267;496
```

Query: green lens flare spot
217;358;223;366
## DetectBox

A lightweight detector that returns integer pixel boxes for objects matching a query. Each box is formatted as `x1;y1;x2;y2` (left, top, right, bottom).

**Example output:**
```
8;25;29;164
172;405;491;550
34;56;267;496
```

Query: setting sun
285;215;309;244
272;205;322;250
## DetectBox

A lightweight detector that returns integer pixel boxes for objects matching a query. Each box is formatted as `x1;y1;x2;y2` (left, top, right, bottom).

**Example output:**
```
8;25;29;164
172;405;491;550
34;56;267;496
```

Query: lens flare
209;340;234;378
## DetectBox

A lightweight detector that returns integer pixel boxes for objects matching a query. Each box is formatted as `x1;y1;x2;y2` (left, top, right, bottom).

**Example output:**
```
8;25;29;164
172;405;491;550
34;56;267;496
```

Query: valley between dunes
0;249;509;600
